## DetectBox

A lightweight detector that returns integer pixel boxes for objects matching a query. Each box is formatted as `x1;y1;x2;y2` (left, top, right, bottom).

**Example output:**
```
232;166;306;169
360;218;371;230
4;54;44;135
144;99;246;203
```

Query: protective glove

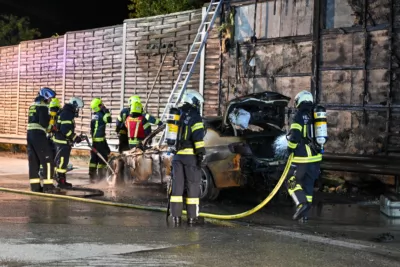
74;135;82;144
157;121;163;127
101;105;110;114
196;153;206;167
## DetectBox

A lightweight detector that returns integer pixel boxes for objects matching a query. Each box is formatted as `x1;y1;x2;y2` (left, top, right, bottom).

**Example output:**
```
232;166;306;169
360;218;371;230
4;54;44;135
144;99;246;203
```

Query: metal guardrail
321;153;400;176
321;153;400;194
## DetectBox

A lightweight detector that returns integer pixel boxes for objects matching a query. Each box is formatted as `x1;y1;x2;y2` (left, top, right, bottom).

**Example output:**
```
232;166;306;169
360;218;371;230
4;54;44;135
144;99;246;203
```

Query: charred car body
109;91;291;200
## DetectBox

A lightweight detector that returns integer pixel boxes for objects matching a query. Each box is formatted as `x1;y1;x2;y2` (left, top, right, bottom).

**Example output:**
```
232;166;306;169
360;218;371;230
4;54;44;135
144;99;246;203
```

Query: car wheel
200;167;220;201
165;167;220;201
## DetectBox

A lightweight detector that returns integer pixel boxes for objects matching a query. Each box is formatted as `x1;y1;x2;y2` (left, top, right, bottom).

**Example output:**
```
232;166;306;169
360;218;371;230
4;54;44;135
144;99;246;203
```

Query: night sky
0;0;130;38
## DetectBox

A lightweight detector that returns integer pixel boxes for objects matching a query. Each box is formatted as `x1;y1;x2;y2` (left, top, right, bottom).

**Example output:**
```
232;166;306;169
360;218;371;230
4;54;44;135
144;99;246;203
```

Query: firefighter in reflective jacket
286;90;322;222
124;100;148;149
170;90;206;225
89;98;112;183
53;97;84;188
116;95;162;152
27;87;57;193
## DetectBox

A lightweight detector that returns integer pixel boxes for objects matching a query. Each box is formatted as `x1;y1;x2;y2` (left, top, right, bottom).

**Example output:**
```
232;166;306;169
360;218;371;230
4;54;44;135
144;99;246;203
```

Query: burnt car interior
203;92;290;159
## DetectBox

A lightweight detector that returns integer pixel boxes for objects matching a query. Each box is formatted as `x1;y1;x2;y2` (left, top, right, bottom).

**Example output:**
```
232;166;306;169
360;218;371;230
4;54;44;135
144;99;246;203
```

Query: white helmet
180;90;204;107
69;97;84;109
294;90;313;108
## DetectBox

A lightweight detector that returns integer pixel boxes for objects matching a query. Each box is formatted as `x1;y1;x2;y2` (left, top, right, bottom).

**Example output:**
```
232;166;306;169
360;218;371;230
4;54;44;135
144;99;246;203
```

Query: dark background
0;0;130;37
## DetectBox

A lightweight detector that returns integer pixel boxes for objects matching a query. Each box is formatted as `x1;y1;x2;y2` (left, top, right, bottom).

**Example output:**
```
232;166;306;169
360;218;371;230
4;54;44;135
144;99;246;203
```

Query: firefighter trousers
128;138;144;150
89;141;110;182
170;155;201;219
39;137;55;176
118;134;129;153
285;162;320;217
27;130;55;192
54;144;71;180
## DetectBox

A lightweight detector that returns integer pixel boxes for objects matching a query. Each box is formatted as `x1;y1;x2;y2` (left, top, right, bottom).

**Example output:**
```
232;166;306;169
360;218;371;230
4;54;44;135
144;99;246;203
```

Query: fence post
62;33;68;105
120;22;127;110
16;44;21;135
311;0;321;103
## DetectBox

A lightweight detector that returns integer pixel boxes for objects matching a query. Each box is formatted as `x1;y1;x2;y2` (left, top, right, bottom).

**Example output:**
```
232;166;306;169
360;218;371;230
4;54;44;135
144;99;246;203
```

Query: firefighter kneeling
169;90;206;225
286;90;325;222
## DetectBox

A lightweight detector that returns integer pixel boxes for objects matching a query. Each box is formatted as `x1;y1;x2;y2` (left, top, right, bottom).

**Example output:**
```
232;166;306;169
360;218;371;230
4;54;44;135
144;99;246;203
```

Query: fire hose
0;154;293;221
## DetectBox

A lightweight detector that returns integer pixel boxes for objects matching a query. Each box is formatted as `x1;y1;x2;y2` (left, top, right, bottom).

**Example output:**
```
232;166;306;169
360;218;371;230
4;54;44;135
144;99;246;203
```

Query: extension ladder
156;0;223;145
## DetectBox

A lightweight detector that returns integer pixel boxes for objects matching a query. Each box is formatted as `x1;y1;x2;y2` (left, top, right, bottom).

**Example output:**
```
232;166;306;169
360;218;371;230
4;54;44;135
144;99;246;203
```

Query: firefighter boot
298;203;312;223
30;183;43;193
172;217;182;225
57;173;72;188
43;184;59;194
187;217;205;226
293;203;309;221
98;167;107;182
89;168;98;183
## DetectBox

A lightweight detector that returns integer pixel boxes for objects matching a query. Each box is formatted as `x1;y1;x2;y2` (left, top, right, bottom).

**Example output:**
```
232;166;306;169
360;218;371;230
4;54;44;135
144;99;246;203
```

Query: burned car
108;91;290;200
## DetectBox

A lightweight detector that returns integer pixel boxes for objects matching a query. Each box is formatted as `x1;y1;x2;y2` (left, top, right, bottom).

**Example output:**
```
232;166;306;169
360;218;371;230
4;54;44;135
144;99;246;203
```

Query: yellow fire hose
0;154;293;221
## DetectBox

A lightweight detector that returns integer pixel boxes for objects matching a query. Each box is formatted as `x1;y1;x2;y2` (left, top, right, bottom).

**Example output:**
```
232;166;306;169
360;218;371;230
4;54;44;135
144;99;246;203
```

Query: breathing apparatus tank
165;107;180;148
313;105;328;153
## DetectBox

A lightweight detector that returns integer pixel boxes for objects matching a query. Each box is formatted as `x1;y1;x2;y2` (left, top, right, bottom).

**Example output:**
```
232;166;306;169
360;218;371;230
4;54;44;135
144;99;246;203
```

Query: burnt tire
200;167;220;201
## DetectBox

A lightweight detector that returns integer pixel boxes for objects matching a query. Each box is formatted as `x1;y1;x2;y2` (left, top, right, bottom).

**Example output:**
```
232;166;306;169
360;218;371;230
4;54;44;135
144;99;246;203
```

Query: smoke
273;134;289;160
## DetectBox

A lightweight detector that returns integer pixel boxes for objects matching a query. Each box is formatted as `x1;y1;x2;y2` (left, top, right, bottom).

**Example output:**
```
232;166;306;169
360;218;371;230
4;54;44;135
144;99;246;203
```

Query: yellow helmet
128;95;141;106
90;98;102;112
130;101;143;114
49;98;61;109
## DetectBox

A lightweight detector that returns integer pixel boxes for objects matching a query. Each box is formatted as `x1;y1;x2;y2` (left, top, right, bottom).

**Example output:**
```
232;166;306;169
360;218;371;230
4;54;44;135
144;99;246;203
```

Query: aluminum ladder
155;0;223;145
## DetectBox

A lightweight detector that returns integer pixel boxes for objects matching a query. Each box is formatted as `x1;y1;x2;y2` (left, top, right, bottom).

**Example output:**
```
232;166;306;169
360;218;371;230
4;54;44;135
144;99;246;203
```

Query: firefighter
286;90;322;222
39;97;62;178
170;90;206;225
89;98;112;183
115;96;139;153
27;87;57;193
53;97;84;188
124;99;153;149
115;95;162;152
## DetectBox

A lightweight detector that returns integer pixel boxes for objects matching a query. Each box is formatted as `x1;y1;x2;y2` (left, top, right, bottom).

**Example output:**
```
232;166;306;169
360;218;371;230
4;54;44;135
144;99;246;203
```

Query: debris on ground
372;233;395;243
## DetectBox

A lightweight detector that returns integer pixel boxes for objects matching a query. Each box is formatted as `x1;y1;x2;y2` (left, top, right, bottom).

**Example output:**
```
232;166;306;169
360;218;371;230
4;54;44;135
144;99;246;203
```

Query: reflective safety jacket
91;108;112;142
116;107;130;135
48;106;61;134
53;104;78;145
27;97;50;133
287;109;322;164
116;107;162;135
125;114;146;146
175;105;205;156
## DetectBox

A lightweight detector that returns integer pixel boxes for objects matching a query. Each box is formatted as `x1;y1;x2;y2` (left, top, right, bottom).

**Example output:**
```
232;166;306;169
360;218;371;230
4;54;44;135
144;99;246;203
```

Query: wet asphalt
0;155;400;266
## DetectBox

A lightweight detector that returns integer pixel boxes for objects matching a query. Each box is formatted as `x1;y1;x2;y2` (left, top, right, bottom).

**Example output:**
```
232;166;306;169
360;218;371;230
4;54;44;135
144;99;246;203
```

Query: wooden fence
221;0;400;155
0;8;221;144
